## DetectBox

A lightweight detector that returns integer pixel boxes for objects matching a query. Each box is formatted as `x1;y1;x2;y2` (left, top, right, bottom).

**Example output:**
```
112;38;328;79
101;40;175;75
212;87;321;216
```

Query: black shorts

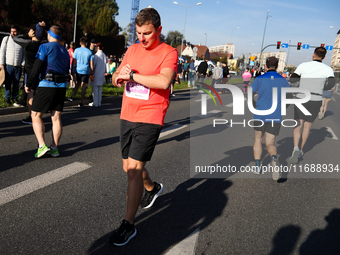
32;87;66;113
253;121;281;136
76;73;89;83
294;100;322;123
120;119;162;162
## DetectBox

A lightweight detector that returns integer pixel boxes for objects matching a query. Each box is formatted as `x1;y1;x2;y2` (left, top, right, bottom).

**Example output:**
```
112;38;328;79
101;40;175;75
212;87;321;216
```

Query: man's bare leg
123;157;154;224
80;82;87;104
300;121;312;152
50;110;63;148
31;111;45;147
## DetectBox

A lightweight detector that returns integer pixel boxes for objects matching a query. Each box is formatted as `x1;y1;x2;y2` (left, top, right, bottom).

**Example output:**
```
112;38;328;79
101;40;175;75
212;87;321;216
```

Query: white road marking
226;103;233;107
326;127;338;140
159;124;188;139
199;109;221;118
0;162;91;206
195;96;215;102
165;228;200;255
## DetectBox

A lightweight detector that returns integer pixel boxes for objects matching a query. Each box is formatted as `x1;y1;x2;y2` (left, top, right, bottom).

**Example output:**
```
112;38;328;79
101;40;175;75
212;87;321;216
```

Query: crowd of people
0;7;337;249
0;24;123;113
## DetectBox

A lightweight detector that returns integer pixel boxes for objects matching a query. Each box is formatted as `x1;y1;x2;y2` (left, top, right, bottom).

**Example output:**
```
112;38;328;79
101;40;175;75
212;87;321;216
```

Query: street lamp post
173;1;202;57
73;0;78;43
259;10;272;68
286;39;291;71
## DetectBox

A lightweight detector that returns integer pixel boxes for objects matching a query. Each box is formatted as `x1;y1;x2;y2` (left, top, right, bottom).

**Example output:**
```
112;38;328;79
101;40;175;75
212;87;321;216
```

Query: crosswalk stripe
159;124;187;139
165;228;200;255
0;162;91;206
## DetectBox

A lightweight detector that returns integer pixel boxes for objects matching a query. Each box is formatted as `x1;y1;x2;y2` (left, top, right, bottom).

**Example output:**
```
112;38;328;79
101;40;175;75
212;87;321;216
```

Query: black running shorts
76;73;89;83
253;121;281;136
120;119;162;162
32;87;66;113
294;100;322;123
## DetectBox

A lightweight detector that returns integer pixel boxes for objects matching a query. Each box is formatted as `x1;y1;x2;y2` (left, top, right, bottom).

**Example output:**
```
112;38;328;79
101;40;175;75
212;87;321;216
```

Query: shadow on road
88;178;232;255
269;208;340;255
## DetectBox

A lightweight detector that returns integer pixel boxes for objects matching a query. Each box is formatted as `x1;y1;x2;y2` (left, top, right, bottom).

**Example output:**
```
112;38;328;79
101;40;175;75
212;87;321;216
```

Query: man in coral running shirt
110;7;177;246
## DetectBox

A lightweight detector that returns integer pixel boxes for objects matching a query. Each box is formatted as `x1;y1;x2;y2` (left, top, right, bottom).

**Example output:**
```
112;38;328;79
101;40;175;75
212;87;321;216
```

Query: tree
165;30;183;48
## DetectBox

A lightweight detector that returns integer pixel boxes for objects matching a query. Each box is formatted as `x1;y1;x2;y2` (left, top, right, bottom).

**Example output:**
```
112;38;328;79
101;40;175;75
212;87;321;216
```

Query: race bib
125;81;150;100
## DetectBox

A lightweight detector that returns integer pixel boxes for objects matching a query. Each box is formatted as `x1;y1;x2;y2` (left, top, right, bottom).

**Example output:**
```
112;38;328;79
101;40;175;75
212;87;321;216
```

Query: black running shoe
109;219;137;246
78;103;84;108
22;116;32;124
140;182;164;209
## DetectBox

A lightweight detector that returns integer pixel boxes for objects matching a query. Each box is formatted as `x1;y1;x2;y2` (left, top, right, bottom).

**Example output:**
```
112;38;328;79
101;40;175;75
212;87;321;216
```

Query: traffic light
276;41;281;49
320;43;325;48
297;42;302;50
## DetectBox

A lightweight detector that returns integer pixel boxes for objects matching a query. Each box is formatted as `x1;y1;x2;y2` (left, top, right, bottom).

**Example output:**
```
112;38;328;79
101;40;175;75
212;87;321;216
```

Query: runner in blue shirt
251;57;290;180
26;25;70;158
68;37;93;107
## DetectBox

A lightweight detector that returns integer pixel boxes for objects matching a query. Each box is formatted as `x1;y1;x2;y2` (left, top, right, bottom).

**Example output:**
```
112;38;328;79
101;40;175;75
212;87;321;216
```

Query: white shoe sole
271;159;281;181
113;229;137;246
142;183;164;209
289;150;301;164
35;148;50;158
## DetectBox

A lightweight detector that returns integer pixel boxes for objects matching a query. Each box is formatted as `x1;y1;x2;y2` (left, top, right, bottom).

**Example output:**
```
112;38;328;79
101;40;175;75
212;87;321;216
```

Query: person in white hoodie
0;24;25;105
89;42;107;107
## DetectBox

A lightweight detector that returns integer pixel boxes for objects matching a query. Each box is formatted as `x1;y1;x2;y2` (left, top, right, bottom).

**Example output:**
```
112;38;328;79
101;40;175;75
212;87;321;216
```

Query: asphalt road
0;88;339;255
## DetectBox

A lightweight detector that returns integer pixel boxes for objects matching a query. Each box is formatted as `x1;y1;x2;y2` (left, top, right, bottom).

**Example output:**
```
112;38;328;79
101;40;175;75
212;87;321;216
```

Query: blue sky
115;0;339;66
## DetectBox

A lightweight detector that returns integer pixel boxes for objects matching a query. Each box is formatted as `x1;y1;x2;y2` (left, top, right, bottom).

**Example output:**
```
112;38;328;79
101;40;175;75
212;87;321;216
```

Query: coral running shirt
118;42;178;126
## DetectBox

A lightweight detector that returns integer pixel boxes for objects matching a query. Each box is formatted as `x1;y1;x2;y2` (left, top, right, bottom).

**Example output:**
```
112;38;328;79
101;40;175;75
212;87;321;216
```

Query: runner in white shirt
289;47;335;164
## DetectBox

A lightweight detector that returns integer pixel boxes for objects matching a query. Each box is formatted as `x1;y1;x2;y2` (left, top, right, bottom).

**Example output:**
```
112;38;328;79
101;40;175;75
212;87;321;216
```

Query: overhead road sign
302;44;309;49
325;45;333;50
281;43;288;48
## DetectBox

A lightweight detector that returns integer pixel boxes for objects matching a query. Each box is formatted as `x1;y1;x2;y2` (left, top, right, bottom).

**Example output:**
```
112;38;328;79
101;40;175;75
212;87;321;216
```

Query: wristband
129;71;136;81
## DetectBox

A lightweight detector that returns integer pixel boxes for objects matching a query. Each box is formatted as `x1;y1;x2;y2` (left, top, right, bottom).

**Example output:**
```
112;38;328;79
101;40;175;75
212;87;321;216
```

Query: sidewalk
0;88;192;116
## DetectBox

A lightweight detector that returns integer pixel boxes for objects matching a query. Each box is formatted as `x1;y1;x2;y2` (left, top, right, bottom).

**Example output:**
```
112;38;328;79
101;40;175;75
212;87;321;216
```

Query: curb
0;88;192;116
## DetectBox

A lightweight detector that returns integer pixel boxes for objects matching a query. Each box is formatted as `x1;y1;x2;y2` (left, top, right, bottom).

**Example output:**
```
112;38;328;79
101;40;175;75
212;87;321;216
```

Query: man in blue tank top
26;25;70;158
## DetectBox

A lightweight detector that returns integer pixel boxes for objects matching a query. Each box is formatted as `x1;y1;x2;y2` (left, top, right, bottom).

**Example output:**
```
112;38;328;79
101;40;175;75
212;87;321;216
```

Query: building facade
254;51;287;73
330;29;340;71
209;44;235;56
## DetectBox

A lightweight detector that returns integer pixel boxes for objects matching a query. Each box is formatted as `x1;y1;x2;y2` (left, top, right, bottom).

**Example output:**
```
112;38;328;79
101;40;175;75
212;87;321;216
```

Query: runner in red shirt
110;7;177;246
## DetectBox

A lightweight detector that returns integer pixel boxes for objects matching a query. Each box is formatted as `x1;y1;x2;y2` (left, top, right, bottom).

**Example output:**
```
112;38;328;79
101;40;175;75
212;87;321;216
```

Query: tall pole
180;7;188;58
259;10;272;68
73;0;78;43
286;39;291;71
173;2;202;58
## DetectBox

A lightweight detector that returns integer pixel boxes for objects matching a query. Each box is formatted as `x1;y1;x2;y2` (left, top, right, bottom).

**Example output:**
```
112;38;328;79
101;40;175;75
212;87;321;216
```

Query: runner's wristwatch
130;71;136;81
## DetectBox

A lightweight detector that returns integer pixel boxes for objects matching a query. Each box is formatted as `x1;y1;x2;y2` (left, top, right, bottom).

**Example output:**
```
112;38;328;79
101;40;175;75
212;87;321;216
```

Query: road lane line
165;228;200;255
199;109;221;118
195;96;215;102
326;127;338;140
0;162;91;206
159;124;188;139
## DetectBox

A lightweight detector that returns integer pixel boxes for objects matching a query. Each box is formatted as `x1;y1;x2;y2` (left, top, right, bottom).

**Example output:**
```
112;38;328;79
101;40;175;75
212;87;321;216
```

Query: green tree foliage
0;0;119;43
0;0;34;30
81;0;118;36
165;30;183;48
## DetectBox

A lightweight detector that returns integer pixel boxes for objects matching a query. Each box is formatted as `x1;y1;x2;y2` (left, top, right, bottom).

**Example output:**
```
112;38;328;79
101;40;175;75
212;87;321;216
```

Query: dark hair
135;7;161;29
10;24;19;31
96;42;103;50
80;37;87;45
50;25;63;37
314;47;327;59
